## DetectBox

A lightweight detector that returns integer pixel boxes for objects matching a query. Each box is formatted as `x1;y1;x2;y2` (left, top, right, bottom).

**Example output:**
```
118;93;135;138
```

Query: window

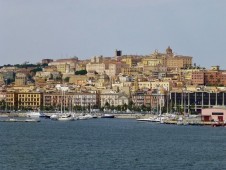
212;112;223;115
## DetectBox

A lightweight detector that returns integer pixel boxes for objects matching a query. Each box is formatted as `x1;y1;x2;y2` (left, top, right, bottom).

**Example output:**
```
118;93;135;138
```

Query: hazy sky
1;0;226;69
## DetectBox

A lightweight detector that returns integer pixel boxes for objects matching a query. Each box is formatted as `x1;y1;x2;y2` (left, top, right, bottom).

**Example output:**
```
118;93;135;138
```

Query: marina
0;112;225;127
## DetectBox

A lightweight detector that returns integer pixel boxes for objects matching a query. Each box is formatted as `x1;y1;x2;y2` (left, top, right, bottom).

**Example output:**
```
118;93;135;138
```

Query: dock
0;118;40;122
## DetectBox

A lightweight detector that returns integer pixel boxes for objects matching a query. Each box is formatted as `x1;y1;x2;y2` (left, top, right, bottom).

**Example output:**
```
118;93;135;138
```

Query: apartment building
132;90;166;111
100;91;129;108
5;92;42;110
151;81;171;91
121;56;142;67
191;71;205;85
43;92;98;110
48;57;78;73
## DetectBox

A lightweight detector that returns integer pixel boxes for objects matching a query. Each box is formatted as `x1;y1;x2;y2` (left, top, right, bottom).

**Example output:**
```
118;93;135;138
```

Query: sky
1;0;226;69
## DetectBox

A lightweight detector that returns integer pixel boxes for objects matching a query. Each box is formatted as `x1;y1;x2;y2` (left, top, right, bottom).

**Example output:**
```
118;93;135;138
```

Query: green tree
64;77;70;82
75;70;87;75
104;102;110;109
122;103;128;111
30;67;42;74
0;100;6;110
128;101;134;110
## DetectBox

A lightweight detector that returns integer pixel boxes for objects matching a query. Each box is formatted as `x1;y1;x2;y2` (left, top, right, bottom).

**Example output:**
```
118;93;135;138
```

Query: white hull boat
26;111;41;118
57;114;74;121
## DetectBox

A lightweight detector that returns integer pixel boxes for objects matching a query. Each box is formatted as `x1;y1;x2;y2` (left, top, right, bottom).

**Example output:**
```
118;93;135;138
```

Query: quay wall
113;114;153;119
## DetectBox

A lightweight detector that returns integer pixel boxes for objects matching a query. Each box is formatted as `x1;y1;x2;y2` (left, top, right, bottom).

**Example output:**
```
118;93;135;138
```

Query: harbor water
1;119;226;170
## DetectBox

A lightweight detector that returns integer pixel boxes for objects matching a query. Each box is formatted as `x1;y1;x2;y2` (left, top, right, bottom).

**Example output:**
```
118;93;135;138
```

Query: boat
137;116;155;122
26;111;41;118
57;114;74;121
101;114;115;118
25;118;41;122
92;114;98;119
1;118;40;122
176;117;185;125
54;89;73;121
136;118;151;122
50;114;59;120
77;114;93;120
39;113;51;119
212;121;224;127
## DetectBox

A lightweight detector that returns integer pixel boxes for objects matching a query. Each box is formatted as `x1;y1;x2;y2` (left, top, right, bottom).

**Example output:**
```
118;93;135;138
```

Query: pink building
201;108;226;122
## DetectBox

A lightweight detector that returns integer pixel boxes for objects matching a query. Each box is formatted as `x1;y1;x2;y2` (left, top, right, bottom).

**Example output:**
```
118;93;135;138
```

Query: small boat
2;118;40;122
25;118;41;122
57;114;74;121
176;121;183;125
101;114;115;118
92;115;98;119
50;114;59;120
26;111;41;118
77;114;93;120
137;117;154;121
212;121;224;127
39;113;51;119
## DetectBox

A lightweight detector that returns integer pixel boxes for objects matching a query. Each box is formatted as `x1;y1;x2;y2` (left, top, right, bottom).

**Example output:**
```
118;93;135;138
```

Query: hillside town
0;46;226;120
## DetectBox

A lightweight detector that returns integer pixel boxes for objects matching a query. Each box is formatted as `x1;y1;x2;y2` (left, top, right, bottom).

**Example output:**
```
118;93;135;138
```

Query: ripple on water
1;119;226;170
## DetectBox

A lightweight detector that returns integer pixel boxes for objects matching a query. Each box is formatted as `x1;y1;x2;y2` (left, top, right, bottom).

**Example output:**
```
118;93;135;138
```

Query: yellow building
7;85;36;93
48;57;78;73
105;62;125;77
121;66;143;76
144;47;193;70
69;75;88;86
17;92;42;110
166;56;192;69
151;81;171;91
15;73;27;86
43;66;57;72
0;73;4;85
100;91;129;107
138;81;152;90
56;64;70;74
5;92;42;110
6;92;17;110
95;72;110;89
142;57;163;67
121;56;142;67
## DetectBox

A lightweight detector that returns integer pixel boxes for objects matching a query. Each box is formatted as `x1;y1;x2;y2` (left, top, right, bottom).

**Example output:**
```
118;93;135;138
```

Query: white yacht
77;114;93;120
50;114;59;120
137;117;155;122
26;111;41;118
57;114;74;121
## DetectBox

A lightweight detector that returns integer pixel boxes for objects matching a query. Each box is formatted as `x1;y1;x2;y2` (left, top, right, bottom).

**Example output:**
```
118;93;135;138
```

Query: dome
166;46;173;54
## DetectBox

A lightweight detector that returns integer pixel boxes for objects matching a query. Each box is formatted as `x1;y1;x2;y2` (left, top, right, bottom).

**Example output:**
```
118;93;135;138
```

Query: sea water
0;119;226;170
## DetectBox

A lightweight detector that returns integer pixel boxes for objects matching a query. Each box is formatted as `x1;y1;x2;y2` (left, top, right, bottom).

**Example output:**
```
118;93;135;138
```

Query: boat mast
61;90;63;114
63;90;65;113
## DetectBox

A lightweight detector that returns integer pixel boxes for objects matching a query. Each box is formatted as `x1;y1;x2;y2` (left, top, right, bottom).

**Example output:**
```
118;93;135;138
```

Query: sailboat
56;89;73;121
